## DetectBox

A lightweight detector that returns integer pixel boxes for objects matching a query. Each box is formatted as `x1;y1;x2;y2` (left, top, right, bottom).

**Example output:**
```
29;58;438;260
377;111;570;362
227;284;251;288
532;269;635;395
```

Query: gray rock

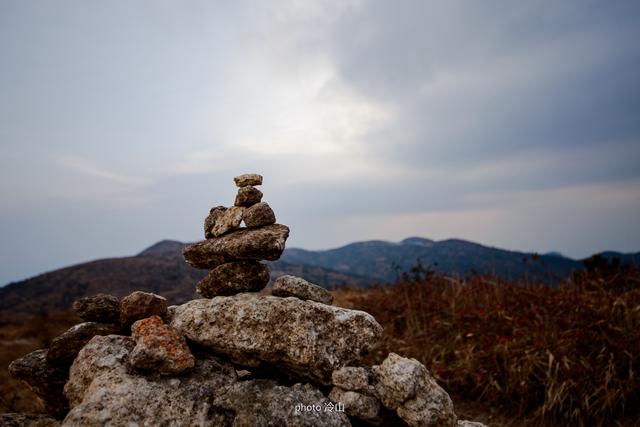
329;387;382;424
212;379;351;426
372;353;456;427
8;349;69;418
183;224;290;268
130;315;195;375
234;185;263;207
243;202;276;228
47;322;119;365
72;294;120;323
204;206;227;239
332;366;371;392
210;206;245;237
63;335;238;426
457;421;488;427
234;173;263;187
171;294;383;384
0;413;60;426
165;305;178;322
197;261;270;297
272;275;333;305
120;291;168;330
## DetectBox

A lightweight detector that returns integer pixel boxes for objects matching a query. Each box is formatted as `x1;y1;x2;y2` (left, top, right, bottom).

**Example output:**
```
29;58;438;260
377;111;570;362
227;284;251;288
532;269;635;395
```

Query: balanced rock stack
5;174;487;427
183;173;288;298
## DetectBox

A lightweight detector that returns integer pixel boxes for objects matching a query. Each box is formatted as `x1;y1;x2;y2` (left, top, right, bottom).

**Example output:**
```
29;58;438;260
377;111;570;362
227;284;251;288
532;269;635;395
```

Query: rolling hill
1;237;637;319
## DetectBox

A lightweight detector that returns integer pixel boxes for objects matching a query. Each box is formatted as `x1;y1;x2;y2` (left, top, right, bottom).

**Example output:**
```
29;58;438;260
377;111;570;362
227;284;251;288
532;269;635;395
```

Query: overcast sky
1;0;639;285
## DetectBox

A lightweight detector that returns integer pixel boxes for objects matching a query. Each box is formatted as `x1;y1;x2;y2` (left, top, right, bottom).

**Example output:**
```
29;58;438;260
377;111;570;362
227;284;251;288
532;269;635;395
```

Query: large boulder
8;349;69;419
372;353;457;427
212;380;351;426
171;294;383;384
63;335;238;426
183;224;290;269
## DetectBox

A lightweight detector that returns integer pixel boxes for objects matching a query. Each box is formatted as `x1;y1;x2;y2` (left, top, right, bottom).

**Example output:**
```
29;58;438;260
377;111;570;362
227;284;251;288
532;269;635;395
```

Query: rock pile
6;174;487;427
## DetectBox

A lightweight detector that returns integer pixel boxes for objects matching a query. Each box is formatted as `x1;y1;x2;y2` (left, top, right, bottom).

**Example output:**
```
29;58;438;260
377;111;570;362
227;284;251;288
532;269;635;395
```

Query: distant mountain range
1;237;637;319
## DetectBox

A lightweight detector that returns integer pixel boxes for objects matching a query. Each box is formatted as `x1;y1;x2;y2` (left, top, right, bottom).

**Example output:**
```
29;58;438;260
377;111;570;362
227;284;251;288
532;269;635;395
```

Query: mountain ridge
1;236;638;319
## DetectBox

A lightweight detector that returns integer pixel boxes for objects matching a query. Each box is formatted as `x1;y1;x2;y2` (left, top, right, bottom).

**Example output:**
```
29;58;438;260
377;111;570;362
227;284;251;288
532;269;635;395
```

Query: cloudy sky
1;1;639;285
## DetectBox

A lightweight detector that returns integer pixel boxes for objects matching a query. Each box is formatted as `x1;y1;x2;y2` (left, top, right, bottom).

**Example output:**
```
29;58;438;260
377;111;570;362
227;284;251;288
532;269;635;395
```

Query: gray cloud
1;0;639;285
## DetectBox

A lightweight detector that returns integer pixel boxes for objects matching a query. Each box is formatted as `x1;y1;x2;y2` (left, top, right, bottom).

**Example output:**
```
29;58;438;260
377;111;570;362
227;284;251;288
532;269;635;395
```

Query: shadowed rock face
182;224;290;269
170;294;383;384
0;413;60;427
8;349;69;419
73;294;120;323
47;322;119;365
212;380;351;427
196;261;270;297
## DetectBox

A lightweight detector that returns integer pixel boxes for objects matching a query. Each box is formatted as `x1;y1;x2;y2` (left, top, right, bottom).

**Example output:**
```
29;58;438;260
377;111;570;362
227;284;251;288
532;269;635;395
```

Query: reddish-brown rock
130;315;195;375
197;261;270;297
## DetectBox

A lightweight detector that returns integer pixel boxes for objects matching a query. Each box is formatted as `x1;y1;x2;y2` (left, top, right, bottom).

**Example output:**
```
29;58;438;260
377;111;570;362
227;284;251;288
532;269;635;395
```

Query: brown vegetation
334;261;640;426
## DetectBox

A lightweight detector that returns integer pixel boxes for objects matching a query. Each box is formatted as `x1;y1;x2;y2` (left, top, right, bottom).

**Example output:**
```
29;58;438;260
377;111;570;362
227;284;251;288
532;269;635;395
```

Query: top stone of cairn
234;173;263;187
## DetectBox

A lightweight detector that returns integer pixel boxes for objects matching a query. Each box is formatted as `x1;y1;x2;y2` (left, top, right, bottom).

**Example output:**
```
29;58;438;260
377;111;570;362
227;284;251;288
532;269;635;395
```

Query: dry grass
334;262;640;426
0;312;78;414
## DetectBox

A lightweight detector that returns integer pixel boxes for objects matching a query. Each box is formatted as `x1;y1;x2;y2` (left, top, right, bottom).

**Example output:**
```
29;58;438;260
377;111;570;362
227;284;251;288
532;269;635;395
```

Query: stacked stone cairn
6;174;486;427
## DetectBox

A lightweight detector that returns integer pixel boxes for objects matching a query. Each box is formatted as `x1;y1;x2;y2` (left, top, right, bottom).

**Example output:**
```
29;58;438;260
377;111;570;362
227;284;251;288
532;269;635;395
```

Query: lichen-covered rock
272;275;333;305
243;202;276;228
171;294;383;384
63;335;238;426
183;224;290;269
234;173;263;187
204;205;227;238
46;323;119;365
72;294;120;323
234;185;263;207
212;379;351;427
120;291;168;330
332;366;371;392
130;315;195;375
8;349;69;418
196;261;270;297
372;353;456;427
329;387;382;424
210;206;245;237
0;413;60;426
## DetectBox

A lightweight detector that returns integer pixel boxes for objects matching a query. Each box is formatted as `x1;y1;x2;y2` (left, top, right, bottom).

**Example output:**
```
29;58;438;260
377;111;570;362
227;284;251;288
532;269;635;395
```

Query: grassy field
2;261;638;426
334;260;640;426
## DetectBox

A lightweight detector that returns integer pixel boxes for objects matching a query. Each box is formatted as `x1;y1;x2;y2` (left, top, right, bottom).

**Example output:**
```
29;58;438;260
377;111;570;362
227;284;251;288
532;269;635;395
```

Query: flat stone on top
234;173;263;187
